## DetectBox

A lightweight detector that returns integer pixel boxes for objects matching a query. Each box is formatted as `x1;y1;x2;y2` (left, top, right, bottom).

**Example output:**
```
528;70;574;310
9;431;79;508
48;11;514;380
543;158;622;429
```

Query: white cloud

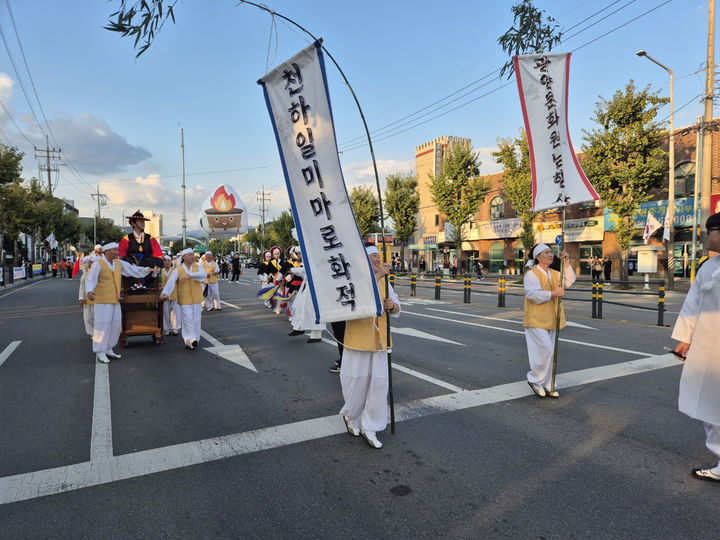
475;145;503;175
0;73;13;124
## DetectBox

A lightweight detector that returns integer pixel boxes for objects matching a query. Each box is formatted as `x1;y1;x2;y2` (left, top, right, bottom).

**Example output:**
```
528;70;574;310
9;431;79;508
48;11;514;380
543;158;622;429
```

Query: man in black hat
671;212;720;482
118;210;164;289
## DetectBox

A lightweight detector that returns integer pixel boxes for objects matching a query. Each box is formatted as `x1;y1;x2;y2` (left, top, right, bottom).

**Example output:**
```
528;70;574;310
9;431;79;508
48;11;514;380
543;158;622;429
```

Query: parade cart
119;292;164;347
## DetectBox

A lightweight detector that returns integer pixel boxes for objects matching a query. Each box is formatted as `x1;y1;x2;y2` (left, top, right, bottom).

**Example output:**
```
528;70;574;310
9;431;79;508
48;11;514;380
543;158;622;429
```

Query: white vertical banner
514;53;600;212
258;41;381;323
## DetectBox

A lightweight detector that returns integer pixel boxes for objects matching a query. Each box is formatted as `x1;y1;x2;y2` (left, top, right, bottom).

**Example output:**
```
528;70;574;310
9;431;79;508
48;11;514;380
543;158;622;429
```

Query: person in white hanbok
160;256;181;335
287;249;325;342
84;243;153;363
78;244;102;336
523;244;576;398
160;248;207;349
671;213;720;482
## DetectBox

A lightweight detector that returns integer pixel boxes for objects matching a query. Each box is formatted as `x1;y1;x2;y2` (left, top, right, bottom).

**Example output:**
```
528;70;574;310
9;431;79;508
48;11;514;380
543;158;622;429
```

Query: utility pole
256;186;271;252
700;0;715;245
180;127;187;248
34;135;61;196
90;185;108;245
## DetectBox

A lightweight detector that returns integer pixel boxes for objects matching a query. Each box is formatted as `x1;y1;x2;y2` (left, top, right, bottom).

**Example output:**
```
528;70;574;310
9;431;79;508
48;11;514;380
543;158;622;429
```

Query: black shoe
307;338;321;343
329;362;341;373
191;340;198;348
288;330;304;336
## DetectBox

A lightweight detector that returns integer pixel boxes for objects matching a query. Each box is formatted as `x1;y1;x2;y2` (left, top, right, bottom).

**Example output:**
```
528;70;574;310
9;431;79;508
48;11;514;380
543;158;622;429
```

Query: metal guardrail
390;274;668;326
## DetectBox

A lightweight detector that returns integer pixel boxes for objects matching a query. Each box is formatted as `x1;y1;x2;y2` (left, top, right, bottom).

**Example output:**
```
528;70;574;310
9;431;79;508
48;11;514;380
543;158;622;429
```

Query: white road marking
200;330;257;372
392;327;465;346
426;307;597;330
0;353;678;506
0;341;21;368
0;280;43;299
220;300;242;309
392;362;464;392
403;310;649;356
90;362;113;461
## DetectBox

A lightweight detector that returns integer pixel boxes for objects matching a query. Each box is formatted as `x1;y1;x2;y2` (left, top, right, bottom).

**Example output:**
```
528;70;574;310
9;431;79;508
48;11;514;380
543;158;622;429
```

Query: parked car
245;258;259;268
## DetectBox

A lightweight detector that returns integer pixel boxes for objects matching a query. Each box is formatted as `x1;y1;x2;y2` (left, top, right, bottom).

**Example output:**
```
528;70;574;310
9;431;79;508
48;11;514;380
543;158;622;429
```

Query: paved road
0;274;716;538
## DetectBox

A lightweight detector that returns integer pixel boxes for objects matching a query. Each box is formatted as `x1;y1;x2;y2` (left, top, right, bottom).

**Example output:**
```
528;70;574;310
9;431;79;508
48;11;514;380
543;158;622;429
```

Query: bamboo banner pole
241;1;395;433
550;206;566;393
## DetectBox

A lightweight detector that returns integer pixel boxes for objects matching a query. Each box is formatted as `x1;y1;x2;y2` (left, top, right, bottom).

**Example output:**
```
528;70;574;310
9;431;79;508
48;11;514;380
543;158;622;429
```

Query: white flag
258;41;382;324
662;212;671;241
514;53;600;211
45;232;58;249
643;211;662;244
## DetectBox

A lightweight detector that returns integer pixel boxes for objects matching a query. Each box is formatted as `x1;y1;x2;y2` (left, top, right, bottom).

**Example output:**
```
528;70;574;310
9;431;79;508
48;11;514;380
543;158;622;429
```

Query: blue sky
0;0;713;235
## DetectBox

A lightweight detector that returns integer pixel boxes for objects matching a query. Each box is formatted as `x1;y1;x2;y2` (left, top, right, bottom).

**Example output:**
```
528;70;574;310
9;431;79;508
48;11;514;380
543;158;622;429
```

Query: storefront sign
471;218;524;240
536;217;604;243
604;197;696;230
423;236;437;245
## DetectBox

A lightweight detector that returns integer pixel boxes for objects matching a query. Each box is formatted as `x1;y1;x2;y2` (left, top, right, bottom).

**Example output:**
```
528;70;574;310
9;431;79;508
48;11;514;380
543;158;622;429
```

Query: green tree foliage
497;0;563;79
87;218;126;245
105;0;177;58
581;81;668;281
350;186;380;239
267;210;295;249
493;129;535;257
208;238;234;257
429;140;489;252
384;172;419;272
0;145;25;258
244;227;269;255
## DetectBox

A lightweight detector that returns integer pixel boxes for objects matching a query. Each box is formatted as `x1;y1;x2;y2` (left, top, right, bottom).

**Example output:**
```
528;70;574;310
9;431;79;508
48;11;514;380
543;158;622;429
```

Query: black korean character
336;283;356;311
549;130;561;149
546;109;559;128
310;191;332;220
534;55;551;72
552;153;563;169
296;128;316;159
289;95;311;125
282;62;304;96
302;160;324;188
553;170;565;188
545;91;556;110
327;253;351;280
540;74;553;90
553;193;570;204
319;225;343;251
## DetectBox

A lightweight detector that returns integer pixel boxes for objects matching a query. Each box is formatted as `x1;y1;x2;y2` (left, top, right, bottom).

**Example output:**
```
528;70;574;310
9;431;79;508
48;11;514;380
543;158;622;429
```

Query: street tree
350;186;380;239
493;129;535;257
581;81;668;282
384;172;419;271
497;0;563;79
86;218;126;246
0;144;25;259
267;210;295;249
429;140;489;264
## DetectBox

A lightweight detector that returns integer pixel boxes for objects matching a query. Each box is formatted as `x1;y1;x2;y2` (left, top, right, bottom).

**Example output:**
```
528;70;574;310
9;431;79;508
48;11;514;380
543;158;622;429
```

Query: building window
435;214;439;227
490;196;504;220
674;161;695;196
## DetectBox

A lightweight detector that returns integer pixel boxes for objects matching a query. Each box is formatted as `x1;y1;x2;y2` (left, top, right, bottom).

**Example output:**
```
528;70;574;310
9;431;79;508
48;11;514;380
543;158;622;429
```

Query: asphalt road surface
0;273;717;538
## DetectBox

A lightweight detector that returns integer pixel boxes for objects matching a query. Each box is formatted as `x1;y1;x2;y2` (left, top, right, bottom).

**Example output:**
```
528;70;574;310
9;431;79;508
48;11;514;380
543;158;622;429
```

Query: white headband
532;244;551;259
204;251;212;255
164;255;171;260
179;248;193;257
365;246;379;256
102;242;119;252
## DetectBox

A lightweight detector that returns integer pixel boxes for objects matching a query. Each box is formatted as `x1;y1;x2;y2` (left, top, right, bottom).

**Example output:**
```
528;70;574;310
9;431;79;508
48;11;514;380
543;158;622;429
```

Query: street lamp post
637;50;675;290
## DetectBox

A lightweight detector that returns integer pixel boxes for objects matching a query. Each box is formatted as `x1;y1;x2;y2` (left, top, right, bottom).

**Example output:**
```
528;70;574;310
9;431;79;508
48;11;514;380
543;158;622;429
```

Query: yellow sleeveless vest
343;280;391;352
161;268;178;300
93;259;122;304
177;263;203;305
523;267;566;330
202;261;219;283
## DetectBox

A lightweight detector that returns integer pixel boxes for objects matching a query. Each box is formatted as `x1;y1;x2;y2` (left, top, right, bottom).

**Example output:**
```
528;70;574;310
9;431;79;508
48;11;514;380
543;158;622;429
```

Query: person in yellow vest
78;244;102;337
201;251;221;311
85;242;154;363
161;255;181;335
523;243;576;398
159;248;208;349
339;245;400;449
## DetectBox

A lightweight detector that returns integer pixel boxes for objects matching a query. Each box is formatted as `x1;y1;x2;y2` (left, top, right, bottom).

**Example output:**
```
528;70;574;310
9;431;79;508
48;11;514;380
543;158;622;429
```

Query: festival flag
662;212;671;241
643;211;662;244
45;232;58;249
258;41;382;324
71;255;81;278
514;53;600;212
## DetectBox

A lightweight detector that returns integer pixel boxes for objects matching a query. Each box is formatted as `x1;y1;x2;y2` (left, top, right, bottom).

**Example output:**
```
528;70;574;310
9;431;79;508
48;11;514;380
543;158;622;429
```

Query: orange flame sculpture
210;186;236;212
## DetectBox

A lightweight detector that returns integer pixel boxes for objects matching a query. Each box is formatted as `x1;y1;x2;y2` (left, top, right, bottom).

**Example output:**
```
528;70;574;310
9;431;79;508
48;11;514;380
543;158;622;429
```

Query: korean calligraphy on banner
258;41;382;324
514;53;600;212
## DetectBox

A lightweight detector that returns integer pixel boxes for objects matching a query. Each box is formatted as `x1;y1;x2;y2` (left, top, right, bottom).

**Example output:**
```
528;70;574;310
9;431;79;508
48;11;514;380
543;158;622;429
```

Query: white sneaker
96;353;110;364
343;415;360;437
106;350;122;359
361;430;382;449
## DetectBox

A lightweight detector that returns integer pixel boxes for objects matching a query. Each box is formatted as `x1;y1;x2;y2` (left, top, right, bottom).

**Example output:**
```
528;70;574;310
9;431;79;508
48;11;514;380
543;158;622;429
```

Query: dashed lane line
0;341;21;368
0;353;677;506
90;362;113;461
